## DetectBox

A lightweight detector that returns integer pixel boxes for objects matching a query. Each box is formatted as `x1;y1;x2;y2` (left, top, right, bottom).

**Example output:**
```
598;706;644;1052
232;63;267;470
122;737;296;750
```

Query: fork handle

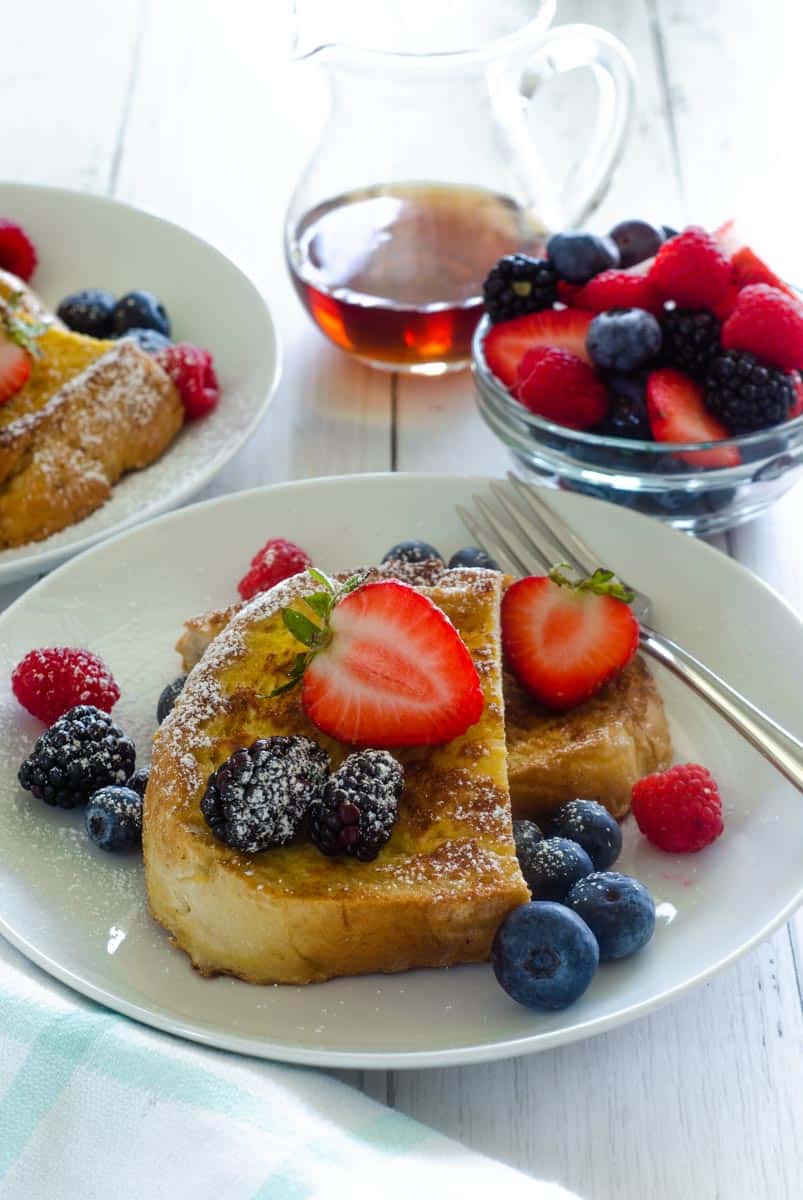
640;625;803;793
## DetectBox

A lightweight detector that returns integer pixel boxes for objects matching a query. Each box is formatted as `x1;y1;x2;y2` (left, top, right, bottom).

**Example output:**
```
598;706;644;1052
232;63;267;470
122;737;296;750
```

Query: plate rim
0;180;282;584
1;472;802;1069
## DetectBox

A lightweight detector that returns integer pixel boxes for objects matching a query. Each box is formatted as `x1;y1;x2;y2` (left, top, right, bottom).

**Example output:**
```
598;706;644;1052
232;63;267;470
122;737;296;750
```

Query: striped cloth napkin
0;938;578;1199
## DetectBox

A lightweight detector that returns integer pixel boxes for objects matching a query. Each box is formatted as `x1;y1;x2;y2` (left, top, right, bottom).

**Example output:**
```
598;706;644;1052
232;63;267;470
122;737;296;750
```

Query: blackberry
18;705;136;810
309;749;404;862
705;350;795;431
157;675;186;724
661;308;721;378
482;255;558;323
201;736;329;853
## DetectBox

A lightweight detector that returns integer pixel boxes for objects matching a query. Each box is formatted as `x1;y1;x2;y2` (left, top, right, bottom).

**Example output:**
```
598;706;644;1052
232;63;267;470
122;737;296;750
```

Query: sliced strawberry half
714;219;797;299
483;309;593;387
0;333;30;404
646;368;740;468
502;570;639;711
286;578;484;747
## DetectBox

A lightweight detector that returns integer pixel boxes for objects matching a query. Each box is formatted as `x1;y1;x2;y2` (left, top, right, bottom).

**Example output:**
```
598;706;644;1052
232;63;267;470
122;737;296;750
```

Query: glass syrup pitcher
285;1;635;374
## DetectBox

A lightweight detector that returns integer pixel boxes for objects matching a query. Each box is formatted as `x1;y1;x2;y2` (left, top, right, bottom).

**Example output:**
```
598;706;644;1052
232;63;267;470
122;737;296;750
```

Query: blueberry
56;288;116;338
85;785;143;852
636;455;707;517
598;373;651;442
518;836;594;901
381;540;443;565
122;327;172;354
546;231;620;284
113;290;171;337
587;308;663;372
566;871;656;961
491;901;599;1011
608;220;665;268
157;675;186;724
547;799;622;870
512;818;544;873
448;546;500;570
127;767;150;799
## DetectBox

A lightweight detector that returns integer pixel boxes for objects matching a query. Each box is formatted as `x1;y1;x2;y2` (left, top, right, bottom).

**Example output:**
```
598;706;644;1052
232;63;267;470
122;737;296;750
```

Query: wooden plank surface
1;1;802;1196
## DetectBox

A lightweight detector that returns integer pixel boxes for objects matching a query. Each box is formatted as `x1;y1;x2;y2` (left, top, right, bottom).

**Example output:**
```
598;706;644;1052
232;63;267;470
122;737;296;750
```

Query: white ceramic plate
0;181;279;584
0;474;801;1069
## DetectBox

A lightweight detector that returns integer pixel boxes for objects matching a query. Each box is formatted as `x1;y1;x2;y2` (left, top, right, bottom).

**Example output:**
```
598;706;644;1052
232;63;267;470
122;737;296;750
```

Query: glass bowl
472;314;803;535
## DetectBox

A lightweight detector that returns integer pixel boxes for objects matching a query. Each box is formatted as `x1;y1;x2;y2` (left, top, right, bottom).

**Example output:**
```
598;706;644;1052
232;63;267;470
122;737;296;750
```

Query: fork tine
456;503;526;576
506;472;598;575
459;497;530;576
487;482;555;573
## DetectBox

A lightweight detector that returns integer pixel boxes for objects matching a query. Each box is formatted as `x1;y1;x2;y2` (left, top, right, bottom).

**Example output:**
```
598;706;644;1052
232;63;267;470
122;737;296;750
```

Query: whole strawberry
632;763;724;853
12;647;120;724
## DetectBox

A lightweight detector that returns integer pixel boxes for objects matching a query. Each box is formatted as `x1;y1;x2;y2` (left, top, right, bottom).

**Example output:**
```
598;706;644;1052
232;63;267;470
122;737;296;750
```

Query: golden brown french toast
145;566;529;985
177;564;672;823
0;338;183;547
505;656;671;821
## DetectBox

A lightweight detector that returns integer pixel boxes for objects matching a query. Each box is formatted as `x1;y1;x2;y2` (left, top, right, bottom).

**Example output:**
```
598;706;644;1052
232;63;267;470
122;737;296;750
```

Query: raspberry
515;347;608;430
0;220;37;282
648;227;731;309
237;537;311;601
631;763;724;853
156;342;219;419
12;647;120;724
573;269;661;315
721;284;803;372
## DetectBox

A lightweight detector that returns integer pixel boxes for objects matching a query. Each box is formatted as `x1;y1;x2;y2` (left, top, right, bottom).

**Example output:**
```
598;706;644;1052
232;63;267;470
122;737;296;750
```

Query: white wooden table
3;2;803;1196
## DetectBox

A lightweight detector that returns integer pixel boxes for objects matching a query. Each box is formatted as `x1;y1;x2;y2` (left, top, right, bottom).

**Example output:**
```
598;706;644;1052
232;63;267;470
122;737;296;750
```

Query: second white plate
0;474;801;1068
0;181;279;583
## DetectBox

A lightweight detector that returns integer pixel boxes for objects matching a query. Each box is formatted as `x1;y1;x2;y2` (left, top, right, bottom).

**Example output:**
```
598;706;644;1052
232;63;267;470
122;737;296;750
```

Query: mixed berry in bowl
473;220;803;535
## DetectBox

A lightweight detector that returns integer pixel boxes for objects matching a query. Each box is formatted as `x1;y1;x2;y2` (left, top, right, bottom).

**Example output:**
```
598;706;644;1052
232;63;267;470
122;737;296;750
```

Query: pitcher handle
520;24;636;229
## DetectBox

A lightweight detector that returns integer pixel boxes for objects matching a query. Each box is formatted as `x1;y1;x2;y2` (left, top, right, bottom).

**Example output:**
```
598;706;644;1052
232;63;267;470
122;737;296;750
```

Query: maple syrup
286;182;547;372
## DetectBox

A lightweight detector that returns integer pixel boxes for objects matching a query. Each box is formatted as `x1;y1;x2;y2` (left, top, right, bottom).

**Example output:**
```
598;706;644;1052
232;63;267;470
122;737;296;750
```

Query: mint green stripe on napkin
0;1009;106;1180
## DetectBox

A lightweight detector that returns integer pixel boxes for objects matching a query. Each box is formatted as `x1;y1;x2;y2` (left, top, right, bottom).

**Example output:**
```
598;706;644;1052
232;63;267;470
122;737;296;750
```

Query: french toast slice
145;566;529;985
0;338;183;547
176;564;672;823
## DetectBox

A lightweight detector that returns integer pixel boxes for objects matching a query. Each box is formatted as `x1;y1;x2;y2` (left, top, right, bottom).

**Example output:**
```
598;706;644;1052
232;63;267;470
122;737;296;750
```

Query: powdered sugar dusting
0;346;271;571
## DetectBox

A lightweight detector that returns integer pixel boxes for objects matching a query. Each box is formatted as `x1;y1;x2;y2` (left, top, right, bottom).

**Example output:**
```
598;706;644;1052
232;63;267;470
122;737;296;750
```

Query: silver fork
459;472;803;793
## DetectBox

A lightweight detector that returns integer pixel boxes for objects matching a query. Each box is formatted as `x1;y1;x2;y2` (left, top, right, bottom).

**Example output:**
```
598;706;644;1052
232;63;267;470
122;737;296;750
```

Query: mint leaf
308;567;334;592
281;608;321;647
305;591;332;620
548;563;634;605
